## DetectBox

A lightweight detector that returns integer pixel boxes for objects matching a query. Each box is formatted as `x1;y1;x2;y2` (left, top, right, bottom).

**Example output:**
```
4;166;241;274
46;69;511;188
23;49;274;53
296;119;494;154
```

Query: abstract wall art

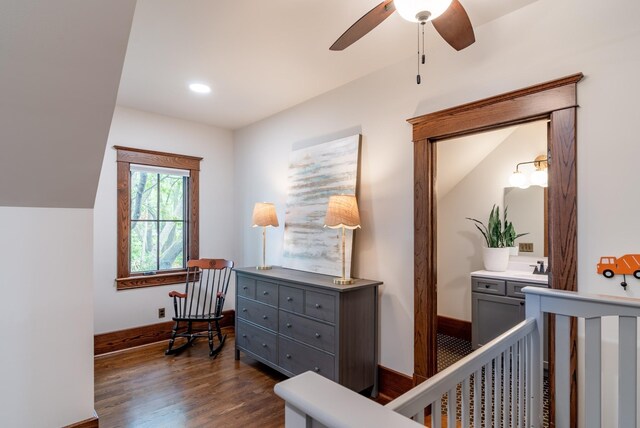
282;134;361;277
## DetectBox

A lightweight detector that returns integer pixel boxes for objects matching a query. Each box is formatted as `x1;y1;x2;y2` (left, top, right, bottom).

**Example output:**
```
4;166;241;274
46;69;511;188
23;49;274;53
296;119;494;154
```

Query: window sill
116;271;192;290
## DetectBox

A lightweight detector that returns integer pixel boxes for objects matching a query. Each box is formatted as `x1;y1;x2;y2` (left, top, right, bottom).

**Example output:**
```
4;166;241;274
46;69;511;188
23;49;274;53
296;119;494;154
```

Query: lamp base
333;277;355;285
256;265;272;270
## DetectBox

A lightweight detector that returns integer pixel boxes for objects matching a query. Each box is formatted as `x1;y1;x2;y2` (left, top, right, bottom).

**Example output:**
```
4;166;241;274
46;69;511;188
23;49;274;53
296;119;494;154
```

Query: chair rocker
165;258;234;357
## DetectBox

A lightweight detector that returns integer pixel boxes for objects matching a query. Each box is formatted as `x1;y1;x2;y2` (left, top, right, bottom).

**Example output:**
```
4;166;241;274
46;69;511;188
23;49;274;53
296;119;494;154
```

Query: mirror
504;186;548;257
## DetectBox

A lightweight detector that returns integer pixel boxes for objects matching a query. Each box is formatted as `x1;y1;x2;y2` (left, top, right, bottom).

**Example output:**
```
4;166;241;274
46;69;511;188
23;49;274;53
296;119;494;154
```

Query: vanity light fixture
509;155;548;189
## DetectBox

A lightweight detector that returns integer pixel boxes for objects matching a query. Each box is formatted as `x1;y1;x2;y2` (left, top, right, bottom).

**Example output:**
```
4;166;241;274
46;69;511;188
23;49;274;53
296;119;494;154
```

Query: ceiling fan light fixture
394;0;454;23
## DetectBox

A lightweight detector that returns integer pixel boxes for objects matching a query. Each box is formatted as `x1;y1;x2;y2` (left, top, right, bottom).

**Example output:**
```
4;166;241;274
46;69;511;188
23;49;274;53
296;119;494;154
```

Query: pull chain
416;21;427;84
422;21;426;64
416;23;421;84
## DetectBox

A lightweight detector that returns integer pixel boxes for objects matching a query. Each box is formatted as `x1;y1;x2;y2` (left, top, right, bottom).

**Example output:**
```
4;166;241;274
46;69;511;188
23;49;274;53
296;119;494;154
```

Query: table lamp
252;202;279;270
324;195;361;284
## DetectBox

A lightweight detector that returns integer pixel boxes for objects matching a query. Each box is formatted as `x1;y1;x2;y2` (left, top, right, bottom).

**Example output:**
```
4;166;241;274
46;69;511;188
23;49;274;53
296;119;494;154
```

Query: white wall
0;207;94;427
437;122;547;321
94;106;236;334
233;3;640;422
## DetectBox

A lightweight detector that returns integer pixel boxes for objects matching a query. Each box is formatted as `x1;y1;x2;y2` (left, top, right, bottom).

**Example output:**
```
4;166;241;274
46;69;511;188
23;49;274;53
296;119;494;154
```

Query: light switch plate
519;242;534;252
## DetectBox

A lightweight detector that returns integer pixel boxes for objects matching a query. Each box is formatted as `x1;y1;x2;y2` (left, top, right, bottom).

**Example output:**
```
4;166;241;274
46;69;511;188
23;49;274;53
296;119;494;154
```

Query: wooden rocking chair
165;259;234;357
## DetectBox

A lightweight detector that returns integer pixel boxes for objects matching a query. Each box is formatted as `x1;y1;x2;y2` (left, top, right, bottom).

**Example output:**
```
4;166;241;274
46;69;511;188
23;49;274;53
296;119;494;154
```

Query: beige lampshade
252;202;279;227
324;195;361;230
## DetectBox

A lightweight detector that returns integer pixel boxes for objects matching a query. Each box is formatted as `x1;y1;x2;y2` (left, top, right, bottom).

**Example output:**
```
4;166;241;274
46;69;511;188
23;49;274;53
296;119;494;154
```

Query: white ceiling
117;0;538;130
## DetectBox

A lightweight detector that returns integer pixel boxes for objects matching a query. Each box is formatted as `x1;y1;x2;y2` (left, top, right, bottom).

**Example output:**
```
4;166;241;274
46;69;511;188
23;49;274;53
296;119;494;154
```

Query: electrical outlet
158;308;165;318
519;242;534;253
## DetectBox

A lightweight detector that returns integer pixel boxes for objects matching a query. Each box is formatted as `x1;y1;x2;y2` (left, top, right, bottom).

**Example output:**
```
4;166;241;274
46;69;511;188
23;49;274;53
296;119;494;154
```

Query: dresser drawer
279;285;304;314
237;297;278;331
507;280;548;298
472;277;506;296
305;290;336;323
278;336;335;380
256;280;278;307
236;320;277;364
237;276;256;299
279;310;335;354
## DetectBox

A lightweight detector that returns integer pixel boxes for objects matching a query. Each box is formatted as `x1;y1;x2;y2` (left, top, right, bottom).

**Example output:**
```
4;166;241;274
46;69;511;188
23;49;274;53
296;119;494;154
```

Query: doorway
411;74;582;427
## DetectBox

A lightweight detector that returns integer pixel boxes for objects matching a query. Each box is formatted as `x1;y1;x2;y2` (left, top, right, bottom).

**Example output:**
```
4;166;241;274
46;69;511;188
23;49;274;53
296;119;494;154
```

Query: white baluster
503;347;511;426
555;315;571;428
447;387;456;428
494;354;502;428
519;338;524;427
474;369;481;427
432;398;442;428
462;377;470;427
584;317;601;428
485;362;492;427
618;316;637;427
511;344;516;427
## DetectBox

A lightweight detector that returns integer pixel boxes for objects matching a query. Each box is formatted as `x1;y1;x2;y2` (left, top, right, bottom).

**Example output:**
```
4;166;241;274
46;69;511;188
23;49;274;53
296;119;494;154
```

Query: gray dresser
234;267;382;394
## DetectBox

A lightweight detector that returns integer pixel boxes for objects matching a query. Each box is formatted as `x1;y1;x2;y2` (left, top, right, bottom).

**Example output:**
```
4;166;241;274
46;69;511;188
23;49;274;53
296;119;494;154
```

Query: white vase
482;247;510;272
509;246;519;256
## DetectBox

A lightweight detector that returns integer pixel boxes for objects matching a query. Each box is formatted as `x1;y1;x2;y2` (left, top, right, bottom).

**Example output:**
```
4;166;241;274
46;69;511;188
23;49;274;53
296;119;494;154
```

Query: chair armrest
169;291;187;298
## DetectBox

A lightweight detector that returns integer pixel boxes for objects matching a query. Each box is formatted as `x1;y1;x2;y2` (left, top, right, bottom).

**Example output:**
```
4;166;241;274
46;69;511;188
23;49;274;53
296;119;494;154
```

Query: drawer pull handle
262;315;268;319
242;308;247;312
263;291;269;295
286;297;292;302
243;286;248;290
242;334;247;338
520;301;525;306
314;367;320;372
262;343;267;348
485;284;490;288
315;333;321;338
286;323;292;328
315;303;321;309
286;354;291;359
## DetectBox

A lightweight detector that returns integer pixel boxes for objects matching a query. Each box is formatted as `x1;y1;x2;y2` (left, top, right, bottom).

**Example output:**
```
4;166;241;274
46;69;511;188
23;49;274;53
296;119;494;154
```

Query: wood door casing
410;74;582;428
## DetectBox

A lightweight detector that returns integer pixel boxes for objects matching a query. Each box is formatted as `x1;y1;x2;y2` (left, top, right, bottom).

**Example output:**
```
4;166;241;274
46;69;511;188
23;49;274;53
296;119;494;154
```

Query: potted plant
466;205;528;271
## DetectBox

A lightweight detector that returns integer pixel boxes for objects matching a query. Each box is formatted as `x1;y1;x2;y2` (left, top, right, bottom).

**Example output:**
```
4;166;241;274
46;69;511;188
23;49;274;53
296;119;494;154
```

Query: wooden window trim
115;146;202;290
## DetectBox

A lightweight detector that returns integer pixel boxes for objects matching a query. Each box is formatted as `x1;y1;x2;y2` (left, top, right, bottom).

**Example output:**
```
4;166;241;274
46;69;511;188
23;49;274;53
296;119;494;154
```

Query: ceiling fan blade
330;0;396;51
431;0;475;51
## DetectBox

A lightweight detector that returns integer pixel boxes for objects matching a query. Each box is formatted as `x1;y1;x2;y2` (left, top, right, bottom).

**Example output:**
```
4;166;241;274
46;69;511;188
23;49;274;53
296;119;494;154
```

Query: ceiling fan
330;0;475;83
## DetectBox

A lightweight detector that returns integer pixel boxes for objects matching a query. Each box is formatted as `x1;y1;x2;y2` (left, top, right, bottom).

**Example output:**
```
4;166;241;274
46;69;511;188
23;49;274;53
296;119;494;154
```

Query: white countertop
471;269;549;285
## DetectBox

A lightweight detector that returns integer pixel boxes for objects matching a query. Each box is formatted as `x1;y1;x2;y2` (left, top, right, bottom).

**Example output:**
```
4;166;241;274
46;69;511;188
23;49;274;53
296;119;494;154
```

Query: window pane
159;174;185;220
131;172;158;220
159;221;184;270
130;221;158;272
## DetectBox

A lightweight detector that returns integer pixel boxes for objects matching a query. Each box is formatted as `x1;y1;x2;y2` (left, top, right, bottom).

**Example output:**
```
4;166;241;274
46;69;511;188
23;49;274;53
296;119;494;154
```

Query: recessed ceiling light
189;83;211;94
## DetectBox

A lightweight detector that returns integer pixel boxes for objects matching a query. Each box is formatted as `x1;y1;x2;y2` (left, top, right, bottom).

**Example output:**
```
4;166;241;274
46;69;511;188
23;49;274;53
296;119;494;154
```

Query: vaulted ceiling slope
0;0;137;208
117;0;537;130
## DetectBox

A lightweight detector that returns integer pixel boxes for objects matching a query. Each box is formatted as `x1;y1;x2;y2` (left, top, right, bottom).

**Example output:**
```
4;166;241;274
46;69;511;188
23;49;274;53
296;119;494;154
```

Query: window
115;146;202;290
130;165;188;273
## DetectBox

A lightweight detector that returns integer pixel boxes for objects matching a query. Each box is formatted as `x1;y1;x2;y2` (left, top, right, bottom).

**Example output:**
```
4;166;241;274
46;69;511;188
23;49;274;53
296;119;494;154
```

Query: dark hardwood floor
95;327;288;428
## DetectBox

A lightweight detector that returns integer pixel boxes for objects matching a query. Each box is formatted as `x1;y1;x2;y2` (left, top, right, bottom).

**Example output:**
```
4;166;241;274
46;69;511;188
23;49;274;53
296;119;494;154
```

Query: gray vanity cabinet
234;267;382;394
472;292;524;348
472;276;549;366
